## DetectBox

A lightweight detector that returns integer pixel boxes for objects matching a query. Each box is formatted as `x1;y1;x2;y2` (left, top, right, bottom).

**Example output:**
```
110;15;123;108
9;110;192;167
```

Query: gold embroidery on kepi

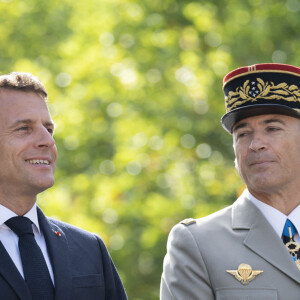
226;263;263;285
225;79;300;112
221;63;300;133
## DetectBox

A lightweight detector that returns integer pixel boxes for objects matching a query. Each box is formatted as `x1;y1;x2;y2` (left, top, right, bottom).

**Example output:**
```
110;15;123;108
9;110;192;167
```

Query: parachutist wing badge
227;263;263;285
226;270;243;281
248;270;264;283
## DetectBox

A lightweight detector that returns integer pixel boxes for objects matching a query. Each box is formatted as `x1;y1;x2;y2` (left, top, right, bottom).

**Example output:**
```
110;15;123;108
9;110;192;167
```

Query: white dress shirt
0;204;55;284
245;189;300;244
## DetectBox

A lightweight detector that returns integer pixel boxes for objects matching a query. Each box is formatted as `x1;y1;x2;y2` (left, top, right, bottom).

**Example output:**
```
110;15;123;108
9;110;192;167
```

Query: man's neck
248;188;300;215
0;196;36;216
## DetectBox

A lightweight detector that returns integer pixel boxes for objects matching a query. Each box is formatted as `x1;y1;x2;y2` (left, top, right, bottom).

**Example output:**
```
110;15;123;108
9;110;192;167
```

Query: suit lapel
232;193;300;283
37;207;72;300
0;243;31;300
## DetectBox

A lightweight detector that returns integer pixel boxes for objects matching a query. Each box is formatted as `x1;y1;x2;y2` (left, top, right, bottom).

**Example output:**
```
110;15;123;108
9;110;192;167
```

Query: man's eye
237;132;248;138
47;128;54;134
267;127;280;132
18;126;29;131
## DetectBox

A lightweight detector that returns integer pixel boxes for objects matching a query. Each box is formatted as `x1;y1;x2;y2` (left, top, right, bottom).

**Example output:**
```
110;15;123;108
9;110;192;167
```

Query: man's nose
34;127;56;148
249;133;267;152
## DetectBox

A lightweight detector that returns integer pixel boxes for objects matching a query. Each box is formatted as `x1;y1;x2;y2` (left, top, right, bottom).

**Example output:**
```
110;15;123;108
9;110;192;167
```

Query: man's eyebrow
232;122;248;132
44;121;56;128
233;117;286;133
9;119;33;129
263;118;286;125
9;119;55;129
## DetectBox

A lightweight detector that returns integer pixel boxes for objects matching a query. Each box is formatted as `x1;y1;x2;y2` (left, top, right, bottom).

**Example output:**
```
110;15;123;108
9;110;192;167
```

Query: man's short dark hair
0;72;48;100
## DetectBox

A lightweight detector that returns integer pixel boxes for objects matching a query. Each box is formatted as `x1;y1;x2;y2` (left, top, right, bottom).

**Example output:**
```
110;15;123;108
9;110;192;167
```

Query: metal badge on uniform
180;218;196;226
226;263;263;285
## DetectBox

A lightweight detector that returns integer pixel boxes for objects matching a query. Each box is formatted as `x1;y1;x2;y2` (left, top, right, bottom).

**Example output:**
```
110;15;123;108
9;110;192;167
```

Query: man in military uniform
160;63;300;299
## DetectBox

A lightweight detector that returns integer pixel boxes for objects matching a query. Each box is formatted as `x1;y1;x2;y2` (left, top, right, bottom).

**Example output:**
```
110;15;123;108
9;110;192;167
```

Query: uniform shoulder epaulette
180;218;196;226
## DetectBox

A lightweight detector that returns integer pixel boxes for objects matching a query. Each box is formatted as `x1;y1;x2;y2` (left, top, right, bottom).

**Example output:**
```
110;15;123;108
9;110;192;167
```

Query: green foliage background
1;0;300;298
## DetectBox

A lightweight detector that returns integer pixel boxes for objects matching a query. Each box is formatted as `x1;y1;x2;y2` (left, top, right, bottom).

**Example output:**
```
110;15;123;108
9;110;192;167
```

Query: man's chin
247;180;278;195
31;180;55;195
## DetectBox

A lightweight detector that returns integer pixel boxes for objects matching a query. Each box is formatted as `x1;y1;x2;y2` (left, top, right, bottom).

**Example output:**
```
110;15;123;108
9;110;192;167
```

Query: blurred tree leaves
1;0;300;298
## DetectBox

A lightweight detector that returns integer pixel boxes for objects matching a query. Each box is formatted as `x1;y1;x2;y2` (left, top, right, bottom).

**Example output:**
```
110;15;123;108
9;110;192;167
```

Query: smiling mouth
26;159;50;165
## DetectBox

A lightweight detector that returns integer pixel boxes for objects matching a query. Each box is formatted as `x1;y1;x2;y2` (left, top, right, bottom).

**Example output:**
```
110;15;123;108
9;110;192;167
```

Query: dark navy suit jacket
0;207;128;300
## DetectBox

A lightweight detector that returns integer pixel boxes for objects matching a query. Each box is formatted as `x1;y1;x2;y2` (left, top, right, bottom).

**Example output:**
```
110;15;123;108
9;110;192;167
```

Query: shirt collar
0;203;40;234
287;206;300;236
245;189;300;238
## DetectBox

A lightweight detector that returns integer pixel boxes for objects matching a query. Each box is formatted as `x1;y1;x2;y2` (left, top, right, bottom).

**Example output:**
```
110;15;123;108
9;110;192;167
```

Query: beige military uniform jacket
160;194;300;299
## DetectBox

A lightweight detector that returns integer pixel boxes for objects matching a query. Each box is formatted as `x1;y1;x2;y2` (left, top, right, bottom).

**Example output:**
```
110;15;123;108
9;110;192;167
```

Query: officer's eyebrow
232;122;248;133
263;118;286;125
233;118;286;133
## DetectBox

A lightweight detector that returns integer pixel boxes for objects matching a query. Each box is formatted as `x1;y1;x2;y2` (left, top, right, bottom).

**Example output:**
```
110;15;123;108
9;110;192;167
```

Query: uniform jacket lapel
37;207;72;300
232;194;300;283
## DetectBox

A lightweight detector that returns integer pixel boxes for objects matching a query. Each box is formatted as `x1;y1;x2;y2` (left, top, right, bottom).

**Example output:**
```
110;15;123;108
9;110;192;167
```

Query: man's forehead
0;90;53;125
0;90;48;109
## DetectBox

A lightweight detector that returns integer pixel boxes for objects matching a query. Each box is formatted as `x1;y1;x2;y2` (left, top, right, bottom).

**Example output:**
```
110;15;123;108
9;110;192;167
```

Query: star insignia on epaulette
227;263;263;285
180;218;196;226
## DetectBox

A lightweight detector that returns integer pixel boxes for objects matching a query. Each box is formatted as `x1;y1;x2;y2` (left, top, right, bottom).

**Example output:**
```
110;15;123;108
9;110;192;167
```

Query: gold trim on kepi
221;63;300;133
226;263;263;285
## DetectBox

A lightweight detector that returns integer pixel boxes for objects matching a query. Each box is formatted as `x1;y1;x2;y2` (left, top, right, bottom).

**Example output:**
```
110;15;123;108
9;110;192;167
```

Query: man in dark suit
0;72;127;299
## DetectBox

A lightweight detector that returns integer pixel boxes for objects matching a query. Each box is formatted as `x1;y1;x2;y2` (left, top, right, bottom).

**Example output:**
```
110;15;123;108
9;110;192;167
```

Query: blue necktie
282;219;300;263
5;216;54;300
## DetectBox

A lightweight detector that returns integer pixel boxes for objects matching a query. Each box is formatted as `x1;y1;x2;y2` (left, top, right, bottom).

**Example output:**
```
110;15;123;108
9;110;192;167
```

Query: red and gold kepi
221;63;300;133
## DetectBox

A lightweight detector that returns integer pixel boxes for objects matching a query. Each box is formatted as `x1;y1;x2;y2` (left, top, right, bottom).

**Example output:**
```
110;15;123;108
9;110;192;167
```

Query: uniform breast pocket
215;288;278;300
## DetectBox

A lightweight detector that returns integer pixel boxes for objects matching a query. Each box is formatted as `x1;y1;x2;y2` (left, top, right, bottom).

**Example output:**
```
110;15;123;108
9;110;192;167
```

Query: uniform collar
245;189;300;238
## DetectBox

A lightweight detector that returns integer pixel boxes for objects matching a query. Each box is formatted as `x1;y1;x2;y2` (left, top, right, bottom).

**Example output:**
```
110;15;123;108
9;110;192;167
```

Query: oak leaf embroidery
225;78;300;111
